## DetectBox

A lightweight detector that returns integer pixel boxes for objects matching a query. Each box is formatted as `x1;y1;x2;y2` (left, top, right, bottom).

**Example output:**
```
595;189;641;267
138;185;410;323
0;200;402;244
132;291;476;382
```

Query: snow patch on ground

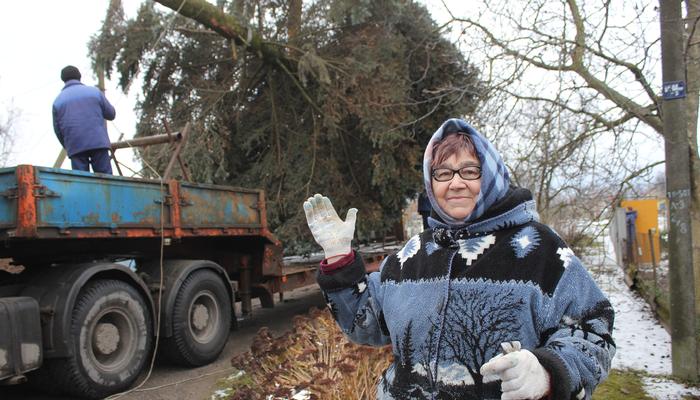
593;238;700;399
211;388;232;399
643;376;700;399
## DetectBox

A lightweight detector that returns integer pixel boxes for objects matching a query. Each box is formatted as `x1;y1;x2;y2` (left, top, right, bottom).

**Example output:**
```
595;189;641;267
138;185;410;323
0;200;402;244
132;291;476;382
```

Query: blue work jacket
52;80;116;157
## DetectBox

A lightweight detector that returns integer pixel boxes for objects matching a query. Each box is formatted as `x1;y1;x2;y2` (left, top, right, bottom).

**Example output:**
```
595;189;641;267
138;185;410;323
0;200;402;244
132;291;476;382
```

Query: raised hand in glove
480;341;550;400
303;194;358;261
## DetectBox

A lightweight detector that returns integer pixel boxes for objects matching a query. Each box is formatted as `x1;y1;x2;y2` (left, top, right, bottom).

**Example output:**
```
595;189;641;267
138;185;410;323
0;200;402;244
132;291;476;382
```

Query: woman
303;119;615;399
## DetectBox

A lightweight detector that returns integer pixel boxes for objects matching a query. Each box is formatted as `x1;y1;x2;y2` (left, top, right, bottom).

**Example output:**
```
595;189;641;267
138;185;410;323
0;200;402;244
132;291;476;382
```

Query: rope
104;4;189;396
108;0;190;178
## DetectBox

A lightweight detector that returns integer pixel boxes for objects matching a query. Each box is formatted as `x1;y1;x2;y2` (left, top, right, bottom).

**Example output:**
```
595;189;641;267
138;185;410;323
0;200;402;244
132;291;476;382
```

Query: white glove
303;194;358;259
480;341;550;400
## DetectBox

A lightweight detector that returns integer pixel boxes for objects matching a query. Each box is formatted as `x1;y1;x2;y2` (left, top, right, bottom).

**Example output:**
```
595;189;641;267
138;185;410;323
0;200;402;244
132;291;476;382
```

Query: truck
0;161;330;399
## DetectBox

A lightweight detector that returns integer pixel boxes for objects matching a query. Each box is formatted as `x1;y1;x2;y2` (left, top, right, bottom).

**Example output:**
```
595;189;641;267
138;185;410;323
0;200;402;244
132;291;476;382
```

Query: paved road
4;284;327;400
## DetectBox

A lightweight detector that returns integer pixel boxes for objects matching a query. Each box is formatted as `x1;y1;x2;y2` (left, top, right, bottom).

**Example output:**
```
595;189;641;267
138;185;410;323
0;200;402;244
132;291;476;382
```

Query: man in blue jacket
52;66;116;174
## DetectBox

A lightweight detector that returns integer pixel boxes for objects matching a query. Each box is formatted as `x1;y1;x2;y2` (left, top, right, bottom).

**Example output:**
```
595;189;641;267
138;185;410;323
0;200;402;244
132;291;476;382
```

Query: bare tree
484;93;661;249
0;104;18;168
439;0;689;242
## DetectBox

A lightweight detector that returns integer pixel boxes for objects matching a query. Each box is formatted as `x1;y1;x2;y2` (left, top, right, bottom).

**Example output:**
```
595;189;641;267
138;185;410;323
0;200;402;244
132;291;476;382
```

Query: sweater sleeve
533;256;616;400
316;250;391;347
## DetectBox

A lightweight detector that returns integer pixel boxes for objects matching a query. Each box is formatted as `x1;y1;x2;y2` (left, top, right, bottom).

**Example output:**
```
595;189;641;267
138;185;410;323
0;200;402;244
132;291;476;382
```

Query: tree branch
454;3;664;135
155;0;295;69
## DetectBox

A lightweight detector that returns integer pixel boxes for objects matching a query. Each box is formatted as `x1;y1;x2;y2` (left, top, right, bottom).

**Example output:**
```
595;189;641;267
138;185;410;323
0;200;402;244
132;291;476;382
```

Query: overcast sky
0;1;667;178
0;0;448;174
0;0;146;172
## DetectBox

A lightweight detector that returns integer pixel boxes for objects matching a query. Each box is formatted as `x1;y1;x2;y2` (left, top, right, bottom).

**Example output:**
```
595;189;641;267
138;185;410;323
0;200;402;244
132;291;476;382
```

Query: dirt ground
3;284;328;400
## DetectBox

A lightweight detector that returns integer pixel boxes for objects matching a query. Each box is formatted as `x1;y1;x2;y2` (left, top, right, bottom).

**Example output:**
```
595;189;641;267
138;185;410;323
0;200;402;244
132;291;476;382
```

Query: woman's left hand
480;342;550;400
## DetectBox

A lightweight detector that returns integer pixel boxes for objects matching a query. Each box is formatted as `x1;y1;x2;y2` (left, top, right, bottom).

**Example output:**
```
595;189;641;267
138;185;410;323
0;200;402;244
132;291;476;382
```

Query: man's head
61;66;81;83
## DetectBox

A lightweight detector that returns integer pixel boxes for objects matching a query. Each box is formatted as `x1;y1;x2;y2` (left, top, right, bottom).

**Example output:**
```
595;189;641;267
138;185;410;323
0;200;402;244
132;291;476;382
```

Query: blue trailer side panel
0;165;271;245
179;182;262;228
35;167;166;228
0;168;16;228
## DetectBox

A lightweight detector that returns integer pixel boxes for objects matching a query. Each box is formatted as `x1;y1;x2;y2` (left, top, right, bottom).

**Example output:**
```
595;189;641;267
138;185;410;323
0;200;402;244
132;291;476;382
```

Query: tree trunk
155;0;294;67
287;0;303;44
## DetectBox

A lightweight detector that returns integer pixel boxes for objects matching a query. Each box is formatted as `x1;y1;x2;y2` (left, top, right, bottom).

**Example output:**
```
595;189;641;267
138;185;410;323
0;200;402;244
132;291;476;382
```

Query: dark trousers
71;148;113;174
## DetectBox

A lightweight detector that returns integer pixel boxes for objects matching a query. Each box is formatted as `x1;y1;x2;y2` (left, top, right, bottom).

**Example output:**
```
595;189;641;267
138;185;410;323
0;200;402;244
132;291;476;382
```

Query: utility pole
659;0;698;378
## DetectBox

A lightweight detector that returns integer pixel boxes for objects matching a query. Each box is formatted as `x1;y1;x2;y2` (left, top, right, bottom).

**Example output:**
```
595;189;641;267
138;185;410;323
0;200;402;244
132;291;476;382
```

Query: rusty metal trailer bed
0;165;317;398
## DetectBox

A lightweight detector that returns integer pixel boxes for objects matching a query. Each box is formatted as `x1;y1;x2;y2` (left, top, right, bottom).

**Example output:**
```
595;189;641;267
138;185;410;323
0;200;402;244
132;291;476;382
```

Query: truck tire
32;279;153;399
160;268;231;367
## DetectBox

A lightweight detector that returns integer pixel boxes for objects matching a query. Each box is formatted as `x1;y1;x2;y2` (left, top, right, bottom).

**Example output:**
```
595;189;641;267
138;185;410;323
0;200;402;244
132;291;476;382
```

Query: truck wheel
32;280;153;399
160;269;231;367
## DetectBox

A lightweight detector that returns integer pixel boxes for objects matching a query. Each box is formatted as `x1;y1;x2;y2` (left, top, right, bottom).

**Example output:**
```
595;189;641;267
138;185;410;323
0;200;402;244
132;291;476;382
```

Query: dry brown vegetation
0;258;22;274
229;307;393;399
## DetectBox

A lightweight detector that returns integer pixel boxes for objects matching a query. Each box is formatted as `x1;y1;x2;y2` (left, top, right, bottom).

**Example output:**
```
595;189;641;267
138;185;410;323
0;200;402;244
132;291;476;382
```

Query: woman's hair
431;133;478;168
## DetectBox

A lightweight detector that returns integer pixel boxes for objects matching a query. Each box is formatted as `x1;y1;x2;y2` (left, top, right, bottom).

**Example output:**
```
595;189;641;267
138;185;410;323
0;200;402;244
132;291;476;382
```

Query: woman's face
432;148;482;220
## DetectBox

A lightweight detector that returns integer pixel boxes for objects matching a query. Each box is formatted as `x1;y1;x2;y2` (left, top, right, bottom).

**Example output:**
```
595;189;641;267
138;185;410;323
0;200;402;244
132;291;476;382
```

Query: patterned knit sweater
316;187;616;400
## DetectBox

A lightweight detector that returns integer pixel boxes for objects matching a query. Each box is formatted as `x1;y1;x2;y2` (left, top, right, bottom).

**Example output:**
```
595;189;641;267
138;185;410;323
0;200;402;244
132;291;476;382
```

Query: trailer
0;164;321;398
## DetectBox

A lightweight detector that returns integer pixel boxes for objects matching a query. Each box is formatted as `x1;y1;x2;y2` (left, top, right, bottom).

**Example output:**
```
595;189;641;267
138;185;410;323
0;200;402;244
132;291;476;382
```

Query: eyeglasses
432;166;482;182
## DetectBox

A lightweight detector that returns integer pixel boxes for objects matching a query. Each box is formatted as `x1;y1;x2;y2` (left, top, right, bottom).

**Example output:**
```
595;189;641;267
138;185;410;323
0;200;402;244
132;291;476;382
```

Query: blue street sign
663;81;686;99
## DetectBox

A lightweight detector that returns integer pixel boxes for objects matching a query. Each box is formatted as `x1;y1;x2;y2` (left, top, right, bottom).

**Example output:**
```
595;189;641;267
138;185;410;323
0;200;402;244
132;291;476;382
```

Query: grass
593;369;700;400
592;370;655;399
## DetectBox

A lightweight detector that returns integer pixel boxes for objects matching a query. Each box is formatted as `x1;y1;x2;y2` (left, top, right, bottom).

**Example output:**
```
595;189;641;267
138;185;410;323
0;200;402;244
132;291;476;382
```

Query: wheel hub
93;322;120;355
191;304;209;330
